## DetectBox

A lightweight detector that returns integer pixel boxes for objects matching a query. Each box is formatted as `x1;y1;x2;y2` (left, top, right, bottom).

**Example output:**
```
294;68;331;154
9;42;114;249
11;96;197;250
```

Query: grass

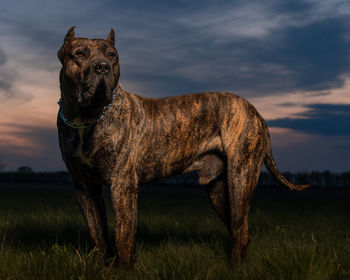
0;185;349;279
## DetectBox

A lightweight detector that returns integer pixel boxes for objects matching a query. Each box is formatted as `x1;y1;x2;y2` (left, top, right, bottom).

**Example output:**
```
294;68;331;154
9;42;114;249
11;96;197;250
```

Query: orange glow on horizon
1;72;350;161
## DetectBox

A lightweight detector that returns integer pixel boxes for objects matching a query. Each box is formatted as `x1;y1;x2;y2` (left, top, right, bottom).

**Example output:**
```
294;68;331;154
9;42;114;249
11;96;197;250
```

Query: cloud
0;47;20;99
175;1;312;40
0;123;64;171
0;48;6;65
270;19;350;91
0;123;58;153
268;127;350;172
267;103;350;136
305;0;350;18
175;17;350;97
113;2;350;98
1;0;350;99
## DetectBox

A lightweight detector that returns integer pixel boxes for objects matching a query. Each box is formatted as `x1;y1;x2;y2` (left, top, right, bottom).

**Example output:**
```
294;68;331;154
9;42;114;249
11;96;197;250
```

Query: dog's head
57;27;120;114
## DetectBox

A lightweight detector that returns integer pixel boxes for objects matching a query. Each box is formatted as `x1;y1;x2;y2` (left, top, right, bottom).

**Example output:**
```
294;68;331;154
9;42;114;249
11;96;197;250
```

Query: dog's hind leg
225;138;265;265
207;174;230;230
220;110;267;265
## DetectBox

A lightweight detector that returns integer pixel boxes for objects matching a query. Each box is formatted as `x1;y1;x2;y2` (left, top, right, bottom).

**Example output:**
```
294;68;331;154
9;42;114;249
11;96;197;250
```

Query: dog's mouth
79;80;107;109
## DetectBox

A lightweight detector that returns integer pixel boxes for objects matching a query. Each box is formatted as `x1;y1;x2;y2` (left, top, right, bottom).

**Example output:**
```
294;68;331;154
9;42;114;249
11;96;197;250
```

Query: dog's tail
263;129;310;191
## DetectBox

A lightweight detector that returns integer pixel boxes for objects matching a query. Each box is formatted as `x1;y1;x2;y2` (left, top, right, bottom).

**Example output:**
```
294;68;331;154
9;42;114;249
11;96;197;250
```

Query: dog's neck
58;86;120;128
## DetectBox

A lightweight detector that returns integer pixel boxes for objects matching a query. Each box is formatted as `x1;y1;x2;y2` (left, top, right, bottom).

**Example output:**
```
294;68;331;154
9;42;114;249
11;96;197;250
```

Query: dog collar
58;88;117;128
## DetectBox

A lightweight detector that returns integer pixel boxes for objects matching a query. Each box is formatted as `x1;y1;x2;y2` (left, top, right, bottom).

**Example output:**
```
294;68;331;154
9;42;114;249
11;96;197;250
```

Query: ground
0;182;349;280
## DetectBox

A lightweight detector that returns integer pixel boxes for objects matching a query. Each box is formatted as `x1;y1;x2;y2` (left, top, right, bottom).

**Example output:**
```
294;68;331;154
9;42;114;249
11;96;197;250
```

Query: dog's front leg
72;177;111;261
110;169;139;268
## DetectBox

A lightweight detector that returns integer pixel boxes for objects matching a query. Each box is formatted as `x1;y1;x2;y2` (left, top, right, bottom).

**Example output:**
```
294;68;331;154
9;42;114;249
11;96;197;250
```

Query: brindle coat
57;27;309;267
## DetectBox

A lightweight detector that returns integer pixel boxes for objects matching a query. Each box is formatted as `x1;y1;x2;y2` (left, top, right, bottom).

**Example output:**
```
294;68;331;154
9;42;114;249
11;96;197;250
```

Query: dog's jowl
57;27;309;267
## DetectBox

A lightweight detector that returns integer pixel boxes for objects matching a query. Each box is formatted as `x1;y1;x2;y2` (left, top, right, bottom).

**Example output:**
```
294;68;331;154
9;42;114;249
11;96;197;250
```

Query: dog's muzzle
92;59;111;75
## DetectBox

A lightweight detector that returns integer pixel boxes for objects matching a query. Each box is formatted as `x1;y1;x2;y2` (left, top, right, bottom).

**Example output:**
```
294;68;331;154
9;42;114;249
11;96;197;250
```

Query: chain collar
58;88;117;128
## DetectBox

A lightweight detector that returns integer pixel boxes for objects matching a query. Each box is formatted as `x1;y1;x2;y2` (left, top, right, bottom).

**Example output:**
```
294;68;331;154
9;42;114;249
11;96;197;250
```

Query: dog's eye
107;52;116;59
75;51;85;57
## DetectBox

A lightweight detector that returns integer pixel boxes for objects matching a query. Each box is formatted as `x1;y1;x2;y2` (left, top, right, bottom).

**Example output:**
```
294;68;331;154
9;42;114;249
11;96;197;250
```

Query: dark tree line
0;168;349;189
161;170;350;189
0;170;72;184
258;170;350;189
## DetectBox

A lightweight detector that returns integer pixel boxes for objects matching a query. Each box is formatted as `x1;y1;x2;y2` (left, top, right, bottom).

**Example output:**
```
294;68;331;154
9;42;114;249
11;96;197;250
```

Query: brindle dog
57;27;309;267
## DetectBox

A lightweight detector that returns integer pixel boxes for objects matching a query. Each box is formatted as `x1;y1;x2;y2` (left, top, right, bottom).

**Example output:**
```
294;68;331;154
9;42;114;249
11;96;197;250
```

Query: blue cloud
267;103;350;136
269;19;350;91
2;0;350;98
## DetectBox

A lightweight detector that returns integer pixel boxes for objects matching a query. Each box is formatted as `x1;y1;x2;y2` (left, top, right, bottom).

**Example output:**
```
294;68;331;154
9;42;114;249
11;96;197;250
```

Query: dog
57;26;309;267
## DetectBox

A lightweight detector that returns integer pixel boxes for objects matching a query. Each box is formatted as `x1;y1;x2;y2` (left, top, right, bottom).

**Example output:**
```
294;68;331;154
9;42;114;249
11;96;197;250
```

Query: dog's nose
93;60;111;75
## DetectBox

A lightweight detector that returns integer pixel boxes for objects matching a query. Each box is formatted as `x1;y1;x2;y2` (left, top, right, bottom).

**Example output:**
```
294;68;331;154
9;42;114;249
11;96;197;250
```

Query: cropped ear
64;26;76;43
107;28;115;45
57;26;75;64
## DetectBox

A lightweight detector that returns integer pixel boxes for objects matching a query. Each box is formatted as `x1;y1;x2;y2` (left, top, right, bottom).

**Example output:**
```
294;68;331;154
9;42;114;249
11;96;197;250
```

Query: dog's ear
107;29;115;46
64;26;76;43
57;26;76;64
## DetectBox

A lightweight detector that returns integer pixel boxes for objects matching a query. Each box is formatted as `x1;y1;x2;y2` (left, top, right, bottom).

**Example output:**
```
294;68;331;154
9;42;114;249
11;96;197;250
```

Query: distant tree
17;166;34;173
322;170;331;187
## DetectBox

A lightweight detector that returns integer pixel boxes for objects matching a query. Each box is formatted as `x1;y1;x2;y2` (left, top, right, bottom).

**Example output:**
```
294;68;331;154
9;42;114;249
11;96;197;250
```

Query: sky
0;0;349;172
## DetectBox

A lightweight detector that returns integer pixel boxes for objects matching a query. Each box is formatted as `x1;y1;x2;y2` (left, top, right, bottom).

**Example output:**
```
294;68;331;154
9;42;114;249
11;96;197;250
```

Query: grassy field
0;184;349;280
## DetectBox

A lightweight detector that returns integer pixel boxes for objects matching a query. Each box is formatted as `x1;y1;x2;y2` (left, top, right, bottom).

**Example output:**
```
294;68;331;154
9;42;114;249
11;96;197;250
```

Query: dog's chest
73;128;93;166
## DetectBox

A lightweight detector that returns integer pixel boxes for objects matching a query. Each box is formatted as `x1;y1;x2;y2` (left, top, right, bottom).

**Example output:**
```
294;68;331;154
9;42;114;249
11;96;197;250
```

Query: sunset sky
0;0;349;172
